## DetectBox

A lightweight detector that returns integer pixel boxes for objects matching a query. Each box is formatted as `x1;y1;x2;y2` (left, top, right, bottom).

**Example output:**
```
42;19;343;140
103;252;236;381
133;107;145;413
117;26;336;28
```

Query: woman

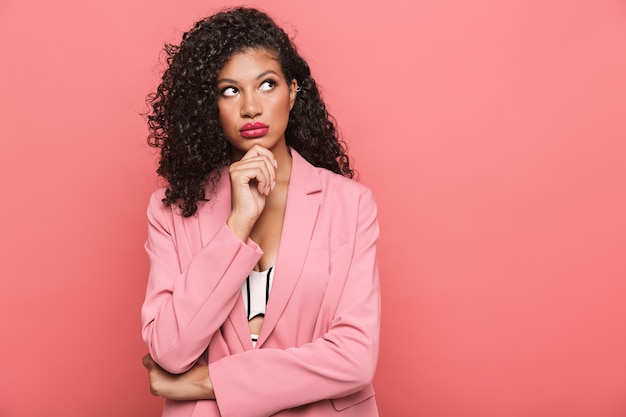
141;7;380;417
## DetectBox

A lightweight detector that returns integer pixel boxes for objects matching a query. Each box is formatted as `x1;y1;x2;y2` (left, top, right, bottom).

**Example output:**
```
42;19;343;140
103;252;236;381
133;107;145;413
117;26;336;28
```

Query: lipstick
240;122;269;139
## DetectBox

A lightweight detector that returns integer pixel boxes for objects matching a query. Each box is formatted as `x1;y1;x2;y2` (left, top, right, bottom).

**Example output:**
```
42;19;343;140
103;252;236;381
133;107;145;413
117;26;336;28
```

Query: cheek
275;98;292;121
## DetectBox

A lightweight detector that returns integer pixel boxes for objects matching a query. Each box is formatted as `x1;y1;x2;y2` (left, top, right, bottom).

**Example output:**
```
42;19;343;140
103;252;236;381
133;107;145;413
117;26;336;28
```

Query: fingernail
273;159;278;168
271;181;276;190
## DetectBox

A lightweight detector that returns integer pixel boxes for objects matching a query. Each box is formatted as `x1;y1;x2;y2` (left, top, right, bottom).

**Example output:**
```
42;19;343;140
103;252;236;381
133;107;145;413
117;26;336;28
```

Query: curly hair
146;7;354;217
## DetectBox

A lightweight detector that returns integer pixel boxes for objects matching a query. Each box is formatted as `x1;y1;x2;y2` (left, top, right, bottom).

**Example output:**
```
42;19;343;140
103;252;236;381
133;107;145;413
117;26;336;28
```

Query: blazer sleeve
141;191;262;374
209;188;381;417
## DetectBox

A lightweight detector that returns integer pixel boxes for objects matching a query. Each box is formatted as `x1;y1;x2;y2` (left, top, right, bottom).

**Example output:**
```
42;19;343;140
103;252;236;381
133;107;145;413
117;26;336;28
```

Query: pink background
1;0;625;416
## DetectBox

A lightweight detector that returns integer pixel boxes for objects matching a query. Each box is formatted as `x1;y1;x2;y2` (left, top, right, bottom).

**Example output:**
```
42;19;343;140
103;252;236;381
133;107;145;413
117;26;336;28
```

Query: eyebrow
217;70;280;85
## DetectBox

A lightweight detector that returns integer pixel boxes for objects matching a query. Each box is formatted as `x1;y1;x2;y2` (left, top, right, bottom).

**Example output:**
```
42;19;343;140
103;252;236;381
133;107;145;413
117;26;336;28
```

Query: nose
240;91;262;119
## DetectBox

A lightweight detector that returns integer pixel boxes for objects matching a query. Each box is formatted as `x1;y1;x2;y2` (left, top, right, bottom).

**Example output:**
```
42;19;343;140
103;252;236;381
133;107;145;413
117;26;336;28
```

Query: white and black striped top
241;266;274;346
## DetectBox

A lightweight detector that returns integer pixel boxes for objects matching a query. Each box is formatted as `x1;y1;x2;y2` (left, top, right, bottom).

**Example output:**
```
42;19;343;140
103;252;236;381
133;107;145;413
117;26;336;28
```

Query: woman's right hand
226;145;277;241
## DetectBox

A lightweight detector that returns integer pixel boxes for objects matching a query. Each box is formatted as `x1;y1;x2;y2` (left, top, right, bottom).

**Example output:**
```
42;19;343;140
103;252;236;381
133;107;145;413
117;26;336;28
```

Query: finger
230;161;271;191
230;158;275;195
240;147;278;185
241;145;277;168
247;157;276;194
233;154;276;176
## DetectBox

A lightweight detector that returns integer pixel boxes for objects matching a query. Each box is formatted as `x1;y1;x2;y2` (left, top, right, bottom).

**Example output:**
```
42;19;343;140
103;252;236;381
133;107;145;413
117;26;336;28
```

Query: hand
227;145;277;241
142;354;215;401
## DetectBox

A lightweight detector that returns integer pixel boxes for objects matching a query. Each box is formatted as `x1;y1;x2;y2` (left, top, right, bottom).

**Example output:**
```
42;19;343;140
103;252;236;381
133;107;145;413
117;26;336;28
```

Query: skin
143;48;298;401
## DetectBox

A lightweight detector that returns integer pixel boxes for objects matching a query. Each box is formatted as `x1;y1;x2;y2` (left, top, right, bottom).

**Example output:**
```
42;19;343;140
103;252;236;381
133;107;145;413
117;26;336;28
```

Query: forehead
217;48;284;80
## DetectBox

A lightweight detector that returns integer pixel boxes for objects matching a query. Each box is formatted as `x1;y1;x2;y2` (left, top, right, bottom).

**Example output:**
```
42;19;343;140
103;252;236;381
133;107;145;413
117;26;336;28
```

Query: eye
221;86;238;97
259;80;276;91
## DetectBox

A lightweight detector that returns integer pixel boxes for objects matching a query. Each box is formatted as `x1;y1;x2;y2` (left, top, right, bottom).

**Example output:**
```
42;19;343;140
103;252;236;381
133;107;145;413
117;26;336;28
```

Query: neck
272;145;292;184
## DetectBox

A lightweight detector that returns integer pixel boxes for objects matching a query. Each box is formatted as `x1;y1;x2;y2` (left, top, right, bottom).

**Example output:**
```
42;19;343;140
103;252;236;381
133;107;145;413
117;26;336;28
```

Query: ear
288;79;298;110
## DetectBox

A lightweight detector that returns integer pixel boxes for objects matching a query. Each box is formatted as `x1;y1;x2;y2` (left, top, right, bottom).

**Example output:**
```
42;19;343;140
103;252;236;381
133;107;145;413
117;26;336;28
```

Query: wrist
193;373;215;400
226;214;255;242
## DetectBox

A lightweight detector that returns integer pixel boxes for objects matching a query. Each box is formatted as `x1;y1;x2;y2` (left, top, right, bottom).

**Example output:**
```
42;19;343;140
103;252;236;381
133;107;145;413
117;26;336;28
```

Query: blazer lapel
256;150;322;347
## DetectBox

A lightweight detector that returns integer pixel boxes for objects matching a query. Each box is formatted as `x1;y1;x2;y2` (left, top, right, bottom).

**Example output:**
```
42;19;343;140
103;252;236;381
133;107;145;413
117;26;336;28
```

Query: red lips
240;122;269;139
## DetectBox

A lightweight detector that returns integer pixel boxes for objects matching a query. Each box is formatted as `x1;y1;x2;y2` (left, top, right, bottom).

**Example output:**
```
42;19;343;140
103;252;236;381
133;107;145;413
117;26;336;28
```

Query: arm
142;354;215;400
142;146;278;374
210;188;381;417
141;191;262;374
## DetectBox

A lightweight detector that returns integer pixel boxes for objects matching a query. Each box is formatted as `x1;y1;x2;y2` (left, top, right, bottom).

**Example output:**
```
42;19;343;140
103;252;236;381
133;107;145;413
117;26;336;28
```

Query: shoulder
147;187;173;216
149;187;168;204
291;148;374;201
146;187;189;226
146;188;175;231
147;167;230;219
318;167;370;196
313;168;379;244
315;168;378;223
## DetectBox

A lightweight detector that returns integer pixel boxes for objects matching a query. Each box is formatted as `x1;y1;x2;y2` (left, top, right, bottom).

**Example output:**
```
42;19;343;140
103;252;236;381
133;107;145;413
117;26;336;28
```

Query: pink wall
1;0;625;416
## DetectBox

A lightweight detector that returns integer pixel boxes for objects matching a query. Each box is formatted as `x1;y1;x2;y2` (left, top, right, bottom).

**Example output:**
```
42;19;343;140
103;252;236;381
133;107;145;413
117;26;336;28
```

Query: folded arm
141;192;262;374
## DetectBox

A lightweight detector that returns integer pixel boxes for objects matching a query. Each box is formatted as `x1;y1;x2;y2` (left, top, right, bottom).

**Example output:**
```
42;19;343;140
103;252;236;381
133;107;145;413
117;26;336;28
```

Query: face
216;48;297;160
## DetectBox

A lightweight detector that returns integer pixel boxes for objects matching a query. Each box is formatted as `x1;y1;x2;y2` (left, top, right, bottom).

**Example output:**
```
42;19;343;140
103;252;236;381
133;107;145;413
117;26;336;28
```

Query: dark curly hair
146;7;354;217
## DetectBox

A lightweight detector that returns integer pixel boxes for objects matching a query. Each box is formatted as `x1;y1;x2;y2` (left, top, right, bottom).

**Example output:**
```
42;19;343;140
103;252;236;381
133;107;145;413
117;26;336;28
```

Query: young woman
141;7;381;417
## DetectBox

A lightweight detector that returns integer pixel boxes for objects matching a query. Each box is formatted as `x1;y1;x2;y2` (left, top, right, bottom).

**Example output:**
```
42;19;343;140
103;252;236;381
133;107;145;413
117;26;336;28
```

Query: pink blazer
142;149;380;417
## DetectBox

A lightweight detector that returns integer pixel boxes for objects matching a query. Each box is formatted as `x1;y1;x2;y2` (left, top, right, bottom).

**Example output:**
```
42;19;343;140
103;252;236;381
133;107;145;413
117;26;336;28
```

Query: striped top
241;266;274;347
